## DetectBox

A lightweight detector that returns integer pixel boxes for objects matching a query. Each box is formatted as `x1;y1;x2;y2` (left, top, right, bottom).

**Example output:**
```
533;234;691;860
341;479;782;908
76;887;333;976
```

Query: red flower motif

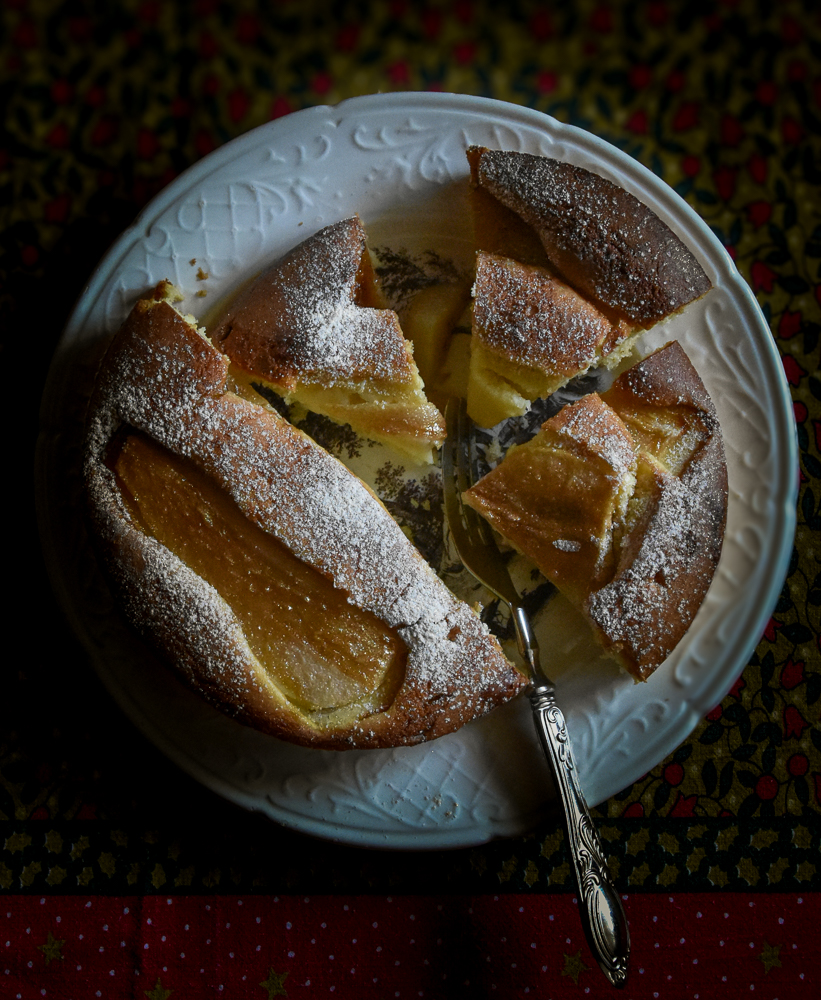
454;0;474;25
199;30;219;59
673;102;699;131
228;88;250;123
44;194;71;223
69;16;92;42
666;70;685;91
782;354;805;387
781;658;806;689
706;704;723;722
781;15;801;45
622;802;644;818
194;129;215;158
756;774;779;800
51;79;74;105
626;110;648;134
529;11;553;40
76;803;98;820
746;200;771;228
453;40;476;65
136;128;159;159
720;114;744;146
750;261;777;293
270;96;292;120
782;118;804;145
387;61;410;86
670;793;697;817
589;6;613;32
778;309;802;339
728;674;746;699
21;245;38;267
762;617;782;642
30;806;50;821
311;72;333;95
756;81;777;105
91;115;118;146
783;705;810;740
664;762;684;786
85;85;106;108
629;64;652;89
423;9;443;39
46;123;70;149
536;70;558;94
713;165;737;201
202;73;220;96
682;155;700;177
171;97;193;118
236;13;262;45
794;401;807;423
788;754;808;777
647;2;669;27
788;60;806;82
13;19;37;48
748;152;768;185
138;1;160;22
335;24;359;51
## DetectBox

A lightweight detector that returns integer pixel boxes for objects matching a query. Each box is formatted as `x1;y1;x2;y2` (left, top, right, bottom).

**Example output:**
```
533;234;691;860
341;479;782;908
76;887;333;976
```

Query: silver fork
443;397;630;989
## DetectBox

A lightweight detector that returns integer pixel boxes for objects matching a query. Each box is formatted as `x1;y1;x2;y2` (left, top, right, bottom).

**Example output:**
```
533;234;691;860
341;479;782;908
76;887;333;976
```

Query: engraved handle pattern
530;682;631;988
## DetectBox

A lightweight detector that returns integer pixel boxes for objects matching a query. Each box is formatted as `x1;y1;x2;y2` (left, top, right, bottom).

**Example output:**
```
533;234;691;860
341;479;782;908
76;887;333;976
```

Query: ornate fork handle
511;607;630;988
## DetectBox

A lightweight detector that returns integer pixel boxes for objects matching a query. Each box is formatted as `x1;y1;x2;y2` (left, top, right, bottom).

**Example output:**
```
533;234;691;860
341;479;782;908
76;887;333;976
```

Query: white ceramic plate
37;93;797;849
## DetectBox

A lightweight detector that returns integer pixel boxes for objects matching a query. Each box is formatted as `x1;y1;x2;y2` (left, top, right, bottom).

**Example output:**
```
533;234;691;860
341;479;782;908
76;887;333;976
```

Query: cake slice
84;282;525;749
211;216;445;464
467;251;637;427
467;147;712;330
467;146;711;329
462;342;727;681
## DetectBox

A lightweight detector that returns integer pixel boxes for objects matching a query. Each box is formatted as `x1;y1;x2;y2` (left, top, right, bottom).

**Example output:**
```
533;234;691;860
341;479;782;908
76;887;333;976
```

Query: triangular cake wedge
467;251;639;427
467;146;712;330
463;342;727;681
212;216;445;464
84;282;525;749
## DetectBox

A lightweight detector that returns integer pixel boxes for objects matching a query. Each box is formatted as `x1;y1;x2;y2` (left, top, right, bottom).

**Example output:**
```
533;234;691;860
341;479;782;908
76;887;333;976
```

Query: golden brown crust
467;146;712;329
211;216;445;462
84;284;525;749
463;342;727;681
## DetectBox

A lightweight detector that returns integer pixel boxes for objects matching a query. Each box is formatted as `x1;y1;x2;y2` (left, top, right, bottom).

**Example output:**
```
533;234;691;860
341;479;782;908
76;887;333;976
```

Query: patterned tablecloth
6;0;820;996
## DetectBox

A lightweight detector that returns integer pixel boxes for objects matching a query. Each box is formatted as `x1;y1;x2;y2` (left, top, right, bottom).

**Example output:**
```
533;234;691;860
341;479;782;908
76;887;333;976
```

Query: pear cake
83;282;525;749
213;215;446;465
464;146;712;427
463;342;728;681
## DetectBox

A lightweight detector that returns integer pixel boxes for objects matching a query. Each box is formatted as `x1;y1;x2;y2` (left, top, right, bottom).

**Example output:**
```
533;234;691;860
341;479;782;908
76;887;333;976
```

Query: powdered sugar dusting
214;217;414;385
472;148;712;327
83;288;523;749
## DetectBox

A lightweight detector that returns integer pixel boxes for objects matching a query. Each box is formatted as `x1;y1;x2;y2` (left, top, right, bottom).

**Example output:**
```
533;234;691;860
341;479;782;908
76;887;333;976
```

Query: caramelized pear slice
113;432;406;713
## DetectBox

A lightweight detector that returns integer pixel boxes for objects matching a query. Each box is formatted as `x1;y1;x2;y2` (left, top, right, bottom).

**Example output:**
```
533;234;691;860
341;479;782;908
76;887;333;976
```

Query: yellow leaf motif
260;967;289;998
760;940;782;973
38;932;65;965
144;978;172;1000
561;950;589;984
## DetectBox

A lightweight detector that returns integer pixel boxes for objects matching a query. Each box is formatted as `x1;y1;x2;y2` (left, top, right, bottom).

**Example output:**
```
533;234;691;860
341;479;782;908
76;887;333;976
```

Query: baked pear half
84;282;525;749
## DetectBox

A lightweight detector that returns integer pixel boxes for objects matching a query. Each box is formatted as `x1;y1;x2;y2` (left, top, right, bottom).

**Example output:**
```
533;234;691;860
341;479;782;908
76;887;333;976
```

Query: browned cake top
212;216;416;388
84;283;523;748
472;252;628;372
467;147;712;329
463;342;727;680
